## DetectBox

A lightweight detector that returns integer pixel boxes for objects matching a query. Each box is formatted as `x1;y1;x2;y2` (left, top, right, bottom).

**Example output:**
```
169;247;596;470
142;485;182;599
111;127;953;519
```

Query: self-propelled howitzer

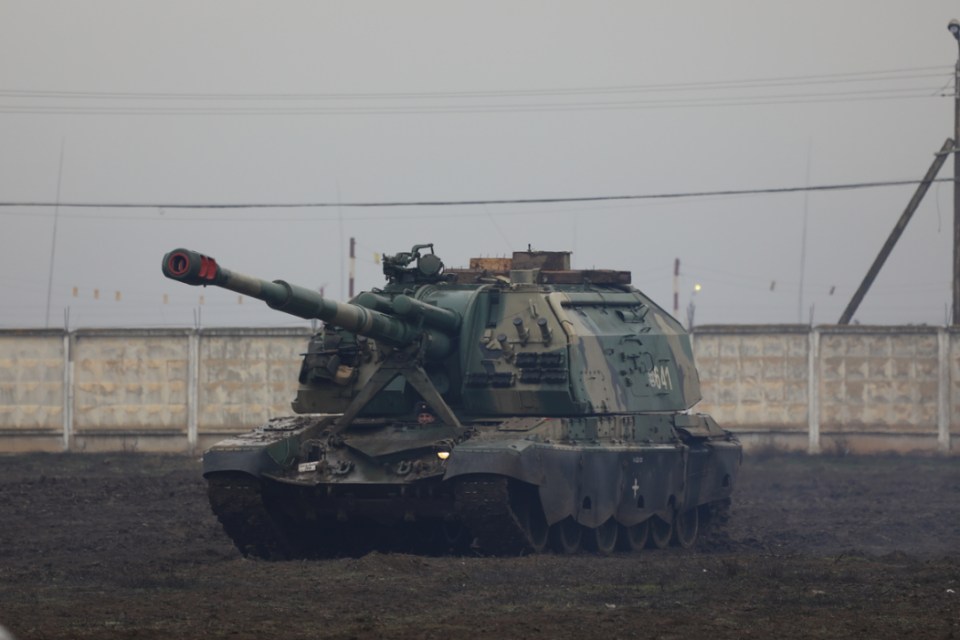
162;244;740;558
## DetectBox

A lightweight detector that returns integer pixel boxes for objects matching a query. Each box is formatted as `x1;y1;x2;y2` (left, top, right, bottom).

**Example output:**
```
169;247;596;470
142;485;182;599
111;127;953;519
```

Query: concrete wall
0;331;65;444
0;328;309;453
0;325;955;454
694;326;809;433
694;325;954;454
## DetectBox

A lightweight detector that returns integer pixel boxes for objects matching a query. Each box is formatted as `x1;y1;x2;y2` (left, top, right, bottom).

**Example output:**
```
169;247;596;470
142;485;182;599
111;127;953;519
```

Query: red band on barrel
198;256;218;280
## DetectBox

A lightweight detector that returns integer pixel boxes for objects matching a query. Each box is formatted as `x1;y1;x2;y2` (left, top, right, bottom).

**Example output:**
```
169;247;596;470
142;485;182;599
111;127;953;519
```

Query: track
206;472;304;560
454;476;535;554
207;471;729;558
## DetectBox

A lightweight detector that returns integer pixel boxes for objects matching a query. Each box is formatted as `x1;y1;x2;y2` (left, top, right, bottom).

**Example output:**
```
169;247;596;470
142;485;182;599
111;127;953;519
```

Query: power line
0;177;954;211
0;193;739;222
0;91;946;116
0;65;948;101
0;66;949;116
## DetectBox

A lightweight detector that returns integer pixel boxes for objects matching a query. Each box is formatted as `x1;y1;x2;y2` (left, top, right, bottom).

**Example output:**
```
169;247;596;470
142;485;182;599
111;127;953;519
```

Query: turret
162;244;702;422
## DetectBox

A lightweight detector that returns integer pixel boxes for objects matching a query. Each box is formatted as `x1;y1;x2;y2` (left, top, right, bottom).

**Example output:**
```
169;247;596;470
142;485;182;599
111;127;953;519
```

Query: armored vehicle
162;244;740;558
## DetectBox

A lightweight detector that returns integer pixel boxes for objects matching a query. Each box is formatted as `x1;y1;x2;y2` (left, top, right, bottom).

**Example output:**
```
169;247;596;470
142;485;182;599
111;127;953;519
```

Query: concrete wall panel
197;332;305;432
0;333;64;431
73;333;189;432
819;330;938;434
694;329;808;431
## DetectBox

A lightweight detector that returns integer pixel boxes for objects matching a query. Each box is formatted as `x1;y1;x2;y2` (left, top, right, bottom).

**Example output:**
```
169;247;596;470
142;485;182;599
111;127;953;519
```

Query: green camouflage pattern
162;245;740;557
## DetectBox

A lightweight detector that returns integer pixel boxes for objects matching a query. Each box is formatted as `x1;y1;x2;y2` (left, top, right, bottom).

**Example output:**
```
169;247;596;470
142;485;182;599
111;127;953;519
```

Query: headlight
436;450;451;461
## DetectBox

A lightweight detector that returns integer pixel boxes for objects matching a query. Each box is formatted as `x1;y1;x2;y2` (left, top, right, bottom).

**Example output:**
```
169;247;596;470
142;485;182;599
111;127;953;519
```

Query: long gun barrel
162;248;458;356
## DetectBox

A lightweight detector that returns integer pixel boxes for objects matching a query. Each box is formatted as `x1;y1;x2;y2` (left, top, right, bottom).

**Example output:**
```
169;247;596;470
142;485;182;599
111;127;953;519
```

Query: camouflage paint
165;245;740;555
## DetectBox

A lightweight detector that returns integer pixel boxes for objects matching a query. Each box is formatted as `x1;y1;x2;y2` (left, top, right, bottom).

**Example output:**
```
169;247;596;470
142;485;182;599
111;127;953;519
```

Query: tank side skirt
568;447;685;528
449;441;724;528
686;440;741;505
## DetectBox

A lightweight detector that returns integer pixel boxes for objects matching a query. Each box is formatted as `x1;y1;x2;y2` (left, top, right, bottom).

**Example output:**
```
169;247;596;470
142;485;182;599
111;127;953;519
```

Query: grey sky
1;1;958;329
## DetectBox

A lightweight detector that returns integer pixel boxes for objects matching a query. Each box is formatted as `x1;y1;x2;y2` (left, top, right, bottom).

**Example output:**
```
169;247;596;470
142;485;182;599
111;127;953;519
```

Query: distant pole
349;237;356;298
337;181;344;300
44;139;65;328
838;139;953;324
798;138;812;323
673;258;680;317
950;19;960;325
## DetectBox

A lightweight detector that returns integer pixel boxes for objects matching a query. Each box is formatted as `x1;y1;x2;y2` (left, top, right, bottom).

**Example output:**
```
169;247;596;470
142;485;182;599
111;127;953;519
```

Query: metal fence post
188;330;199;454
62;330;74;452
808;327;821;454
939;328;952;452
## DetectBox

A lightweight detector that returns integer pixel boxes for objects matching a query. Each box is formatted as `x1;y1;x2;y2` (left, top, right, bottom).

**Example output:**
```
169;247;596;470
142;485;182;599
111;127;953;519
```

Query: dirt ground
0;452;958;640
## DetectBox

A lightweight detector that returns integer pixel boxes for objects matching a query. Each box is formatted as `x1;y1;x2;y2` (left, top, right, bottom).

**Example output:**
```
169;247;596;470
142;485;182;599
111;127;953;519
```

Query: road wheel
549;517;582;554
648;515;673;549
619;519;649;552
517;495;549;553
508;481;548;553
587;518;619;555
674;507;699;549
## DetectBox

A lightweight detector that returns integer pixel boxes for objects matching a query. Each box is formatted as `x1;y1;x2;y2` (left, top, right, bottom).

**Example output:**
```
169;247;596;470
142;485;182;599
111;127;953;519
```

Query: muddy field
0;452;958;639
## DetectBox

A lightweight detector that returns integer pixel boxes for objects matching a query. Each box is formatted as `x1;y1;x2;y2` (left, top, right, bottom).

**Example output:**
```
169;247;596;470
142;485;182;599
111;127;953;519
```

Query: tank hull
202;413;741;557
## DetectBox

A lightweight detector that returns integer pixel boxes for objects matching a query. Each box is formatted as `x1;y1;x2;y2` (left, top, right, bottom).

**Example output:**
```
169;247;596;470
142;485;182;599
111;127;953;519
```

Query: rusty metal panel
197;333;304;432
694;331;808;431
72;332;189;432
819;329;938;434
0;333;64;431
468;257;512;271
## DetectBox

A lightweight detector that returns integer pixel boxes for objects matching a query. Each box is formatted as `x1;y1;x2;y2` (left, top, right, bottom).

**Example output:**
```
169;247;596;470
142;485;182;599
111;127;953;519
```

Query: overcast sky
1;1;958;329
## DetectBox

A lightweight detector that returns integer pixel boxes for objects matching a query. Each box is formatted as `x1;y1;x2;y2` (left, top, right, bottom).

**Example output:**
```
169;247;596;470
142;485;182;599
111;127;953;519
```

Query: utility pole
950;19;960;324
841;23;959;325
349;237;356;298
838;139;953;324
44;139;65;328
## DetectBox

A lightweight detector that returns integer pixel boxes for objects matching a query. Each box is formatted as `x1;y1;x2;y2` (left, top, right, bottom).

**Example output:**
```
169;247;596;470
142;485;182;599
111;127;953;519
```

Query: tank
162;244;741;558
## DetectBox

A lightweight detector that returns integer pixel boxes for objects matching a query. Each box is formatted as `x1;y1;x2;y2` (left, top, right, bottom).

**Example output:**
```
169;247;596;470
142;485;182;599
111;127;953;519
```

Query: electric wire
0;91;946;116
0;65;947;100
0;64;949;115
0;177;953;211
